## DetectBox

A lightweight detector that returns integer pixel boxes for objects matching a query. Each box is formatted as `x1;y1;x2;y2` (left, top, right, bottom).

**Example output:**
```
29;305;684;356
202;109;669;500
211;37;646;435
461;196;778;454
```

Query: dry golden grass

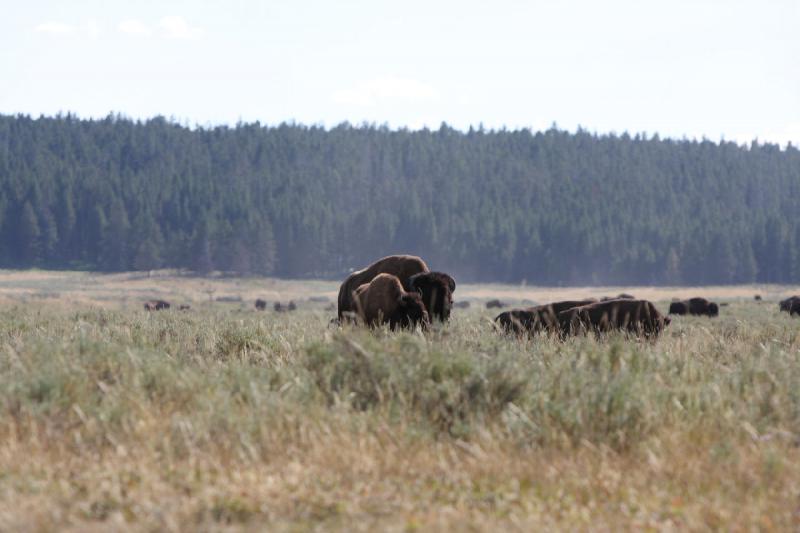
1;271;800;531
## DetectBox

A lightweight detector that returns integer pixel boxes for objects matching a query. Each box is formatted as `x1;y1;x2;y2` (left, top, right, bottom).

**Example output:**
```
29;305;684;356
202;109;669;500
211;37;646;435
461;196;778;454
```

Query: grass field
1;271;800;530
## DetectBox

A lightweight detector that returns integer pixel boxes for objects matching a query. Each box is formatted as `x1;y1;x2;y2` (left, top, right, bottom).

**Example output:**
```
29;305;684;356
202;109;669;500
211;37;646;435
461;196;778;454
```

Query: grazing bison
408;271;456;321
496;299;597;336
486;299;506;309
780;296;800;315
144;300;170;311
179;304;191;311
274;302;284;312
754;294;762;301
255;299;267;311
669;297;719;317
558;299;670;338
337;255;430;319
353;273;429;330
287;300;297;311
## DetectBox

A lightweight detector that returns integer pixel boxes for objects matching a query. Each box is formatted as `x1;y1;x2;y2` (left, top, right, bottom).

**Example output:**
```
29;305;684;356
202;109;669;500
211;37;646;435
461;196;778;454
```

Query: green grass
1;300;799;530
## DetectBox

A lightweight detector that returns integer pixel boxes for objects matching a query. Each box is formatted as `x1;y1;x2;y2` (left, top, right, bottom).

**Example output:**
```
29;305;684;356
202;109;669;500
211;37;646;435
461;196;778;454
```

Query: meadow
1;271;799;531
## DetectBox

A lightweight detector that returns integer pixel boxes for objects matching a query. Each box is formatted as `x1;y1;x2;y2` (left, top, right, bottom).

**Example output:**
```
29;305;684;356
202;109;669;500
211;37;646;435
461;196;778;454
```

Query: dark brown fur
337;255;429;319
496;299;597;335
255;299;267;311
485;299;506;309
408;271;456;321
780;296;800;314
353;273;429;330
559;299;670;338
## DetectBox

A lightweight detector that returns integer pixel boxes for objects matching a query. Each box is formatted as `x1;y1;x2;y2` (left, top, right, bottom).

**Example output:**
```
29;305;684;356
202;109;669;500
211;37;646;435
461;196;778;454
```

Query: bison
337;255;455;322
668;297;719;317
408;271;456;321
780;296;800;315
558;299;670;338
337;255;430;319
255;299;267;311
485;299;507;309
353;273;429;330
179;304;191;311
495;299;597;336
144;300;170;311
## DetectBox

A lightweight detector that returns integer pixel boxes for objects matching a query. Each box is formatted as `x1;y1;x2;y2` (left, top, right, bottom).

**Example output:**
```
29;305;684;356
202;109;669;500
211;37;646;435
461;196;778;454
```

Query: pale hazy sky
2;0;798;145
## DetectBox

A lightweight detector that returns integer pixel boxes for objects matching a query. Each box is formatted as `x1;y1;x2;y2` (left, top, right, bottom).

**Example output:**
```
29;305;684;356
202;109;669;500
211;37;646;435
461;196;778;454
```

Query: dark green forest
1;113;799;285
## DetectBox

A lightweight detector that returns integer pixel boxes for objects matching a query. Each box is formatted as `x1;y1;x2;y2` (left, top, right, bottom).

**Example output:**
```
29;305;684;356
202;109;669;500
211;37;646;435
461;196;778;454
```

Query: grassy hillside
1;293;799;530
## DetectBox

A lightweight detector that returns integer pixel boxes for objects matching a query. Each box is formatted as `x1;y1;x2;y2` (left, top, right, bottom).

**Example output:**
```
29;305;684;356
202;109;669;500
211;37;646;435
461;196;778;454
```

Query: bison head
708;302;719;316
392;292;430;330
408;271;456;321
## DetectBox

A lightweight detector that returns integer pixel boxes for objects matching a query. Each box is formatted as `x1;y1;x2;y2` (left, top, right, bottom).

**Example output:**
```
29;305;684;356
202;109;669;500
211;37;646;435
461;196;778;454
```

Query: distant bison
780;296;800;315
179;304;191;311
287;300;297;311
486;299;507;309
144;300;170;311
354;273;429;330
255;299;267;311
669;297;719;317
337;255;430;319
496;299;597;336
408;271;456;321
453;301;471;309
754;294;762;301
559;299;670;338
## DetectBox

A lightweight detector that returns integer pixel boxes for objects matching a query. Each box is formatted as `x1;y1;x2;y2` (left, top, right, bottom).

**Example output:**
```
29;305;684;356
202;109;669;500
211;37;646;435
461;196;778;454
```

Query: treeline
1;113;799;285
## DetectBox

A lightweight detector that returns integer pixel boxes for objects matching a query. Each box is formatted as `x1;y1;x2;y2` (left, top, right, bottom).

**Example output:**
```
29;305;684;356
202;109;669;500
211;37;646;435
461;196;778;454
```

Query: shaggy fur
353;273;429;330
558;299;670;338
496;299;598;335
408;271;456;322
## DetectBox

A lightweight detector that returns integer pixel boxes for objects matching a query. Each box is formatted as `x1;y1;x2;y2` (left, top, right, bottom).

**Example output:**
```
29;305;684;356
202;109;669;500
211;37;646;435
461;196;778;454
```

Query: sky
1;0;798;145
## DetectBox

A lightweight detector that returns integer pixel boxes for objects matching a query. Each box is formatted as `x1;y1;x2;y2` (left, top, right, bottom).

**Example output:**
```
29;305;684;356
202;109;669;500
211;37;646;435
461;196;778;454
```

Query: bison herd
140;253;800;341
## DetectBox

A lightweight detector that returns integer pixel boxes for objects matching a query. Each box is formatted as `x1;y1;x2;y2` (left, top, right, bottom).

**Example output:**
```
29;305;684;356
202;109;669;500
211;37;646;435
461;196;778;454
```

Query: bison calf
354;273;429;330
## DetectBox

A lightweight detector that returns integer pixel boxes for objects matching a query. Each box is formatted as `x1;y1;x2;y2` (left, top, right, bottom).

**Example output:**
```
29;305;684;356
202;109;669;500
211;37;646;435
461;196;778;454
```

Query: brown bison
408;271;456;321
496;299;598;336
780;296;800;315
255;299;267;311
337;255;455;322
179;304;191;311
144;300;170;311
353;273;429;329
668;297;719;317
485;299;507;309
558;299;670;338
337;255;430;319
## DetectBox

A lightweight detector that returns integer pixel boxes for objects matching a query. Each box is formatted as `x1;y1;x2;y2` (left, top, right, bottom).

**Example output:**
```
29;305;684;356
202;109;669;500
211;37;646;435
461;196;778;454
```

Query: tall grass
1;302;799;530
